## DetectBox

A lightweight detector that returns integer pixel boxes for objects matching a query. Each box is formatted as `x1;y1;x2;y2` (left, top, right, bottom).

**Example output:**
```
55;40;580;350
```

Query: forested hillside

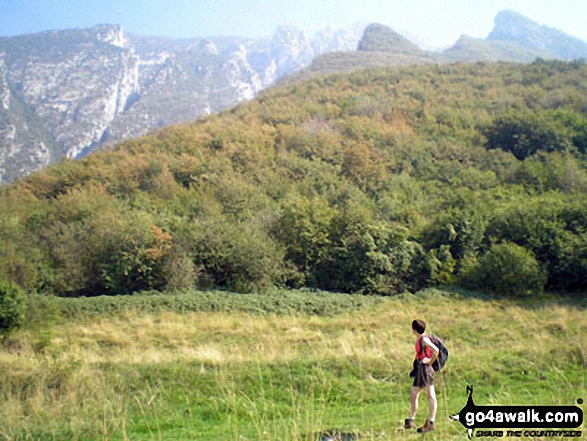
1;60;586;298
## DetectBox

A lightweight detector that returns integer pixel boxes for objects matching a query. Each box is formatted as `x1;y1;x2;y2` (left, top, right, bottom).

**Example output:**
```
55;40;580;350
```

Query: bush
484;109;574;160
462;242;546;297
101;212;171;295
0;281;27;336
485;198;587;291
190;218;286;293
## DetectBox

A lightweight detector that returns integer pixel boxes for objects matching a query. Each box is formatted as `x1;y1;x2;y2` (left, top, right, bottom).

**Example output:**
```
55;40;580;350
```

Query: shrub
321;224;422;295
462;242;546;297
484;109;574;160
101;212;172;295
426;245;456;286
485;198;587;291
0;281;27;336
191;218;286;293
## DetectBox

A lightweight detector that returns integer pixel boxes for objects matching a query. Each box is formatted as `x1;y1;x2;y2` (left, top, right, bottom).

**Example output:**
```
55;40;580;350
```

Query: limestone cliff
0;24;364;184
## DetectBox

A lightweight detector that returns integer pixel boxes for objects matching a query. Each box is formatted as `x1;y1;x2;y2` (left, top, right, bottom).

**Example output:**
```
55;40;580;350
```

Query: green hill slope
443;35;551;62
1;60;586;297
290;23;442;80
287;50;437;81
357;23;423;55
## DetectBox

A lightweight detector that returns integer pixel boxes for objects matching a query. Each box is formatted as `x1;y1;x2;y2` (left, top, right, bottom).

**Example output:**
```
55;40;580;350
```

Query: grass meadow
0;289;585;440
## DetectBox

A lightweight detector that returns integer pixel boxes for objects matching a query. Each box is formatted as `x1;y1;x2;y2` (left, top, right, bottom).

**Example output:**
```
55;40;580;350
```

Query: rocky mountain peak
357;23;422;54
488;10;546;46
91;24;127;48
270;24;314;76
312;23;366;55
492;10;535;31
0;23;366;184
199;39;219;55
271;24;312;55
488;10;587;60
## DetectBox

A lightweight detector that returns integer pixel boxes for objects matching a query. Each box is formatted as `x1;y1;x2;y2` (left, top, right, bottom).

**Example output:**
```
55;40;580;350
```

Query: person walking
405;319;439;433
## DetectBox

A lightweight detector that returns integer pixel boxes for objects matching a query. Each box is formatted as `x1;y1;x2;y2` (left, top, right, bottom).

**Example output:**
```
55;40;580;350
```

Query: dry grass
0;292;585;440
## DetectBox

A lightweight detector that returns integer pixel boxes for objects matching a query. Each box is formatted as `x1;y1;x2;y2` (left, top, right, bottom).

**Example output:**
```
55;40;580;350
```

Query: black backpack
419;335;449;371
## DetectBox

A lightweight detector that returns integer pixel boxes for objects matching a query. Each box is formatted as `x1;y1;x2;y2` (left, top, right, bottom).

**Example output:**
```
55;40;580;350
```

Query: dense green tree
483;109;575;160
190;218;286;293
0;280;26;336
485;197;586;291
101;213;171;294
0;61;586;297
317;216;421;295
462;242;547;297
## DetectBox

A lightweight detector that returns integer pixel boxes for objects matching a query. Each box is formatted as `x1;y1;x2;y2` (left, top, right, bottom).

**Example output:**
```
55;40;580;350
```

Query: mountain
0;23;364;184
443;35;551;62
488;10;587;60
294;50;435;79
287;23;440;81
1;61;585;296
300;11;587;79
357;23;423;55
446;10;587;63
3;10;587;184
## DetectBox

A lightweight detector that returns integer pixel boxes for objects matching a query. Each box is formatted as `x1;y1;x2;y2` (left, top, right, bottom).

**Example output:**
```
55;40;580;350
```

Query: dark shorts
412;361;434;388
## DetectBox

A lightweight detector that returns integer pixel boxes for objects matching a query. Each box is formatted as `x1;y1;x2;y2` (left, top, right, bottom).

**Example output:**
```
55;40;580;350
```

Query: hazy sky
2;0;587;49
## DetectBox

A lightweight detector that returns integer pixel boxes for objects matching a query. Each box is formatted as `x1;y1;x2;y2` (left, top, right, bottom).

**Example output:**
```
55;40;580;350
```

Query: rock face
3;11;586;184
0;23;364;184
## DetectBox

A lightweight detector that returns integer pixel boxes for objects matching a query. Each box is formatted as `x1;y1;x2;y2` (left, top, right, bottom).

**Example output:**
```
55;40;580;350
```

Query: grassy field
0;289;585;440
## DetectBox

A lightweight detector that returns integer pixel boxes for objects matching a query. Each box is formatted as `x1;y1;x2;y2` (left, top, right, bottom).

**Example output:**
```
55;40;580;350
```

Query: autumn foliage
1;60;586;296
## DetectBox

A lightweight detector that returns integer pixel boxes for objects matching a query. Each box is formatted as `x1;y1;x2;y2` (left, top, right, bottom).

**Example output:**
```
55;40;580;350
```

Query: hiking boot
404;418;417;429
417;420;435;433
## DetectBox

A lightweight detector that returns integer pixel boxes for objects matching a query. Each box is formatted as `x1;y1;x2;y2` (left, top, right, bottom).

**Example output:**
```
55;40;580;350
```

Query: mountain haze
442;35;551;62
302;11;587;77
0;23;363;184
488;10;587;60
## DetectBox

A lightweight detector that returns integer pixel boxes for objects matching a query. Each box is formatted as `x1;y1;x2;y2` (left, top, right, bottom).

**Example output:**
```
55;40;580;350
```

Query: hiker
405;319;439;434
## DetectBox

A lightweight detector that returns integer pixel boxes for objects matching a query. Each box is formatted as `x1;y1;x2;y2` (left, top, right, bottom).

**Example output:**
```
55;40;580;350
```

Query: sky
1;0;587;50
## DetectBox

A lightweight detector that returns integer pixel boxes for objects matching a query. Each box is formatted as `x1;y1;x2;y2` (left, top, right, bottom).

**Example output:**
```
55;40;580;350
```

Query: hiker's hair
412;319;426;334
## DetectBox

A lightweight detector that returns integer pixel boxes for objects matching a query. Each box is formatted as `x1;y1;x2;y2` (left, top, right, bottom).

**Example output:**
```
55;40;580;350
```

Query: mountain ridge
488;9;587;59
357;23;423;55
2;61;586;296
0;23;364;183
2;10;587;184
297;12;587;81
